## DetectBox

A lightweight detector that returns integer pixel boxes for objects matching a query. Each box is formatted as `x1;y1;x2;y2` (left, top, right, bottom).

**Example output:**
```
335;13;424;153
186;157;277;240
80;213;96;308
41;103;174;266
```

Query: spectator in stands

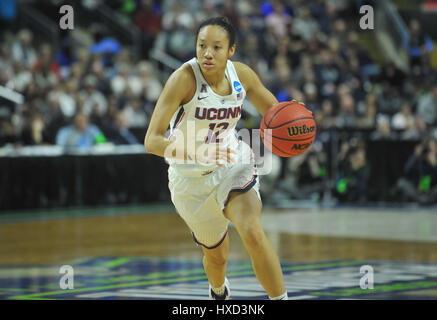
133;0;162;58
392;101;415;131
33;43;60;85
0;112;16;147
90;56;111;96
161;1;196;61
41;92;67;144
417;84;437;126
0;45;14;80
56;37;77;76
316;99;336;129
79;74;108;117
56;112;105;150
10;56;32;93
336;93;357;128
265;1;291;38
137;60;162;103
110;63;141;98
356;93;377;129
292;7;319;42
89;25;121;67
391;137;437;204
335;144;370;203
314;47;341;89
401;116;428;141
407;19;434;75
309;0;330;35
370;114;395;140
331;18;349;46
106;110;139;145
289;143;328;201
377;83;403;116
11;29;37;69
20;112;50;145
123;98;148;129
378;62;406;90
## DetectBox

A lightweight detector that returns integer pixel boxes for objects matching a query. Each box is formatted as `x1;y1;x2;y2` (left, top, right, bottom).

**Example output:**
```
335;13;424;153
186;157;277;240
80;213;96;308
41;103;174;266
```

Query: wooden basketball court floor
1;204;437;300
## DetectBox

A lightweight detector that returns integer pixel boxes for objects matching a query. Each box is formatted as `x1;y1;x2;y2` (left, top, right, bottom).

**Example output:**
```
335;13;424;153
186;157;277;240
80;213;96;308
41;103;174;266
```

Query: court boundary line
7;260;365;300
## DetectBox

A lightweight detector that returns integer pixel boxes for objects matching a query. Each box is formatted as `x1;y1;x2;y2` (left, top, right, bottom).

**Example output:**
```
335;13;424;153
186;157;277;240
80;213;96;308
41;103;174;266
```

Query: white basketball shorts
168;141;261;249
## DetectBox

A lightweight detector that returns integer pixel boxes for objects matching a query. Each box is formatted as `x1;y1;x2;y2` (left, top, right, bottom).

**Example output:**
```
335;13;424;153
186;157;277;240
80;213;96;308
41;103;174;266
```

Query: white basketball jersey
166;57;246;173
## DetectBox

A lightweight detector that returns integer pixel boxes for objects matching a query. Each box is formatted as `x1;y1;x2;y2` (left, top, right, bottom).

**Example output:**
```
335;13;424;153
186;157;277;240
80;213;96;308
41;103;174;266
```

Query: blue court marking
1;258;437;300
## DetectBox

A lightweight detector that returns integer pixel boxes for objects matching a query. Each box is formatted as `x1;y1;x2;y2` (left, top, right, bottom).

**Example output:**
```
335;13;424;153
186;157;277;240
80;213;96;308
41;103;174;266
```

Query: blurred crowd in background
0;0;437;204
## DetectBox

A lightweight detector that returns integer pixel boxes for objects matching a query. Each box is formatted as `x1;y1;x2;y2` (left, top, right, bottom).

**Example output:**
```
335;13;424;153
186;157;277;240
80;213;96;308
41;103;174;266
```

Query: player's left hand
291;99;313;116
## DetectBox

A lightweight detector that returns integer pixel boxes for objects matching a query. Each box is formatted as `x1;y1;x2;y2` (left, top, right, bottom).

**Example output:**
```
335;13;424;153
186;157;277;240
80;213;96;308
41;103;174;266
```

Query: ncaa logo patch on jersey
233;81;242;93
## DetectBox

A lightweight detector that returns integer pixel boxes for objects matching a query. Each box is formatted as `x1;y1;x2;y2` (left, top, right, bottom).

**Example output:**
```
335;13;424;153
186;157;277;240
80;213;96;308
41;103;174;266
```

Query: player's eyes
215;46;221;50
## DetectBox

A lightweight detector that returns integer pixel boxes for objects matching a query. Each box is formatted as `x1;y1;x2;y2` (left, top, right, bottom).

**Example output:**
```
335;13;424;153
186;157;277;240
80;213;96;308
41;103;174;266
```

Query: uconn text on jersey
195;105;242;121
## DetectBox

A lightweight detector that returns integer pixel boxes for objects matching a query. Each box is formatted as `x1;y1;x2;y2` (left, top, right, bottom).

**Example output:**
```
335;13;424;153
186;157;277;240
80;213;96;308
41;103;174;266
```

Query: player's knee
239;223;264;249
204;251;227;266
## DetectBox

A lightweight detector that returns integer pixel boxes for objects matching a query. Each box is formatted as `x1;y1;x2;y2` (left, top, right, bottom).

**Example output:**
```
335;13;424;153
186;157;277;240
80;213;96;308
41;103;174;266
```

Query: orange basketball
260;101;316;157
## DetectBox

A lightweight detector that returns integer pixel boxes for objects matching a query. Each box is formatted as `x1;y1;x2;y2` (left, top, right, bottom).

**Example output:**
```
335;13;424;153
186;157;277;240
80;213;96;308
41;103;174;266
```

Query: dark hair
196;16;237;48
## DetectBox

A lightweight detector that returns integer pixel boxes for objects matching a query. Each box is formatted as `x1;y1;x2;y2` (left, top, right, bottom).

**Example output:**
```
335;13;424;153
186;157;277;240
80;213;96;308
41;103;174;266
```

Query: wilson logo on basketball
287;124;315;137
291;143;312;151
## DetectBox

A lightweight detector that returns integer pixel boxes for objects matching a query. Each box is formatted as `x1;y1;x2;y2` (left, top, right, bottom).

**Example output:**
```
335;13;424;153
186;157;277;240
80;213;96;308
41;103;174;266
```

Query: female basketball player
145;17;287;300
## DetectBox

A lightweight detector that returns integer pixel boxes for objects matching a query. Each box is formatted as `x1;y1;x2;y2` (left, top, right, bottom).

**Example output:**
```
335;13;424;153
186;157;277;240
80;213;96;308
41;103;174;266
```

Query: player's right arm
144;65;194;160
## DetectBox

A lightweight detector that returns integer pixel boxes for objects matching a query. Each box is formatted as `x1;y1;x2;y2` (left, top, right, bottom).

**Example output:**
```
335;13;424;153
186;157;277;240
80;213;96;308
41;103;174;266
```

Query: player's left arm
234;62;278;116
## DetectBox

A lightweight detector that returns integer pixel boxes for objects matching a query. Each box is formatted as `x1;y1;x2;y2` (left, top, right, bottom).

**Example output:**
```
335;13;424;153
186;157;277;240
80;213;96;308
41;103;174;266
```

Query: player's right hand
194;144;237;167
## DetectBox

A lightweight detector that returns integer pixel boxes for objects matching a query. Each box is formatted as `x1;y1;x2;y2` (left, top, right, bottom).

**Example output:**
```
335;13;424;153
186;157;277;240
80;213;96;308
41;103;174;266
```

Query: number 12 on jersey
205;122;229;143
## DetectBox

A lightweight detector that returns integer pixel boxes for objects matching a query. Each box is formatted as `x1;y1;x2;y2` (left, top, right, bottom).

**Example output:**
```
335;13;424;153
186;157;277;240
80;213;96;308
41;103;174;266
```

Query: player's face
196;25;235;74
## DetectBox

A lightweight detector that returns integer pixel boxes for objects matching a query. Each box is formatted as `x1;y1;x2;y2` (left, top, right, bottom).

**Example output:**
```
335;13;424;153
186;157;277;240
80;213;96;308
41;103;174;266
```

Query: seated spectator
370;114;396;140
110;63;142;98
292;7;319;42
106;110;139;145
356;93;377;129
56;112;105;150
289;144;328;201
124;98;148;129
401;115;428;141
79;74;108;117
336;94;357;128
0;45;14;80
11;29;37;69
45;95;69;144
335;144;370;203
137;60;162;103
0;112;16;146
265;1;291;38
317;99;336;129
133;0;162;58
391;137;437;204
56;37;77;76
33;43;60;84
392;102;415;131
378;62;406;89
408;19;434;74
417;83;437;126
377;84;402;116
20;112;50;145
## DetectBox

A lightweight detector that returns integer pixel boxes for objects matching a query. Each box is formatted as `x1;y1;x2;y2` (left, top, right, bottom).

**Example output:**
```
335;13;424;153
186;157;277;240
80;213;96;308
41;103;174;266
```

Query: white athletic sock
269;292;288;300
211;282;226;296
